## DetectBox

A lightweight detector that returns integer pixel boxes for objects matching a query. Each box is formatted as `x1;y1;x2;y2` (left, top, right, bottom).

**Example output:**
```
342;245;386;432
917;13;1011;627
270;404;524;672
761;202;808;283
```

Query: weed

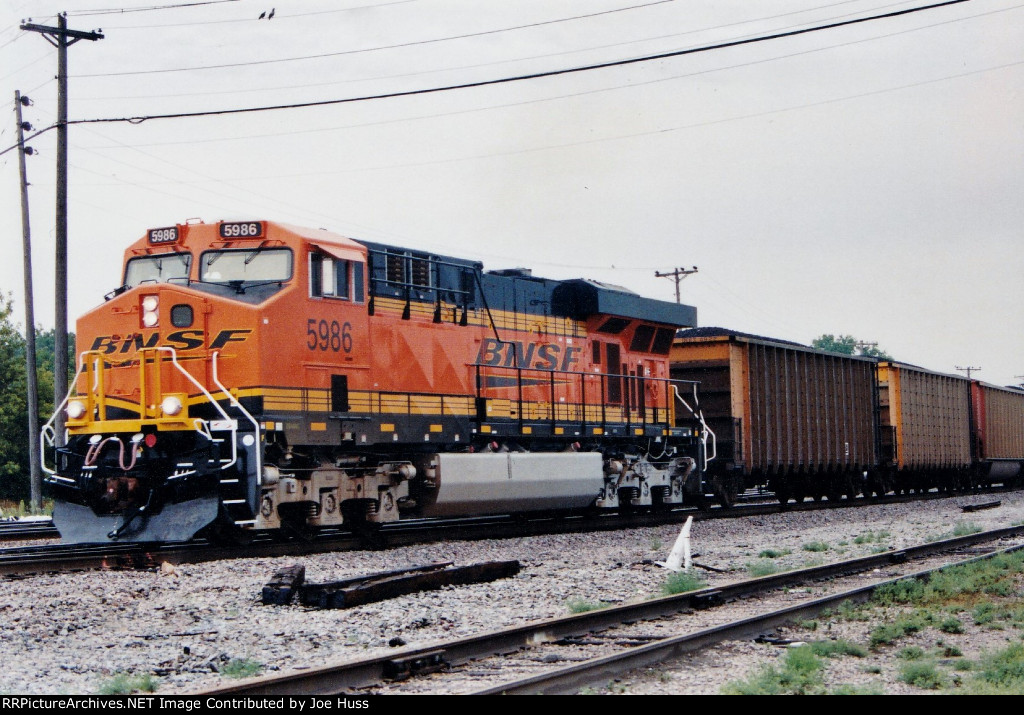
942;644;964;658
974;601;1001;626
802;541;830;553
830;683;885;695
220;658;263;679
952;521;983;537
939;615;964;634
808;639;868;658
566;598;607;614
800;620;819;632
721;646;826;695
747;560;780;577
660;571;706;595
869;613;925;649
897;646;925;661
898;660;946;690
861;664;883;674
649;537;663;551
96;673;158;695
836;599;871;622
758;548;791;559
975;642;1024;689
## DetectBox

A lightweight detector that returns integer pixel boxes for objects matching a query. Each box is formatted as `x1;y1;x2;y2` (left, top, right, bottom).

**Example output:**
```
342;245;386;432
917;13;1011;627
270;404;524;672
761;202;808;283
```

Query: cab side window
311;253;364;303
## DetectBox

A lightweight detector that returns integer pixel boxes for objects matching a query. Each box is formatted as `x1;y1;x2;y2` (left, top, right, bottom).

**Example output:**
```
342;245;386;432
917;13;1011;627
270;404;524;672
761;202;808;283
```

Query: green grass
897;646;925;661
898;660;947;690
566;598;608;614
747;560;781;577
853;530;891;545
871;551;1024;610
802;541;830;553
927;521;985;543
721;646;826;695
969;643;1024;692
808;639;868;659
952;521;983;537
758;548;792;559
938;615;965;634
830;683;886;695
660;571;707;595
96;673;158;695
868;612;927;649
220;658;263;679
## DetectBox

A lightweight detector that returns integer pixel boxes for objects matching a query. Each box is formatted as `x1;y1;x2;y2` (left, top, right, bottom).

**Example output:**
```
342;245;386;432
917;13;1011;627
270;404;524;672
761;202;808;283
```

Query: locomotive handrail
472;362;693;435
39;354;90;477
210;350;263;486
144;347;241;473
673;382;716;469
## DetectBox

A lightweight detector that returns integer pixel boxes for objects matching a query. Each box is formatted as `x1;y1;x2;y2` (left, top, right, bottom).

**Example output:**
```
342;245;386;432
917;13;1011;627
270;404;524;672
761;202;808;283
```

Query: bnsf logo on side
90;330;252;354
476;338;582;371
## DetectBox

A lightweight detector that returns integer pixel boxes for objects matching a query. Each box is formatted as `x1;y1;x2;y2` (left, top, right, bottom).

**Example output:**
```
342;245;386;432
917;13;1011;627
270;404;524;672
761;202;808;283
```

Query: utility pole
956;366;981;379
654;266;698;304
21;15;103;446
15;90;42;512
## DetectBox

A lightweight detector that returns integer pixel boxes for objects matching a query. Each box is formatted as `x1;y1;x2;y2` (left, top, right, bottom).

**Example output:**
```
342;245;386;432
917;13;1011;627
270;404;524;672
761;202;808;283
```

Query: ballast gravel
2;492;1024;695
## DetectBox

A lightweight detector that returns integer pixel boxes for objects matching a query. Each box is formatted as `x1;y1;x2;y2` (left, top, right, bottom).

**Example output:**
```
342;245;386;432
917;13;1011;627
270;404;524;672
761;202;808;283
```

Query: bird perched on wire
258;8;275;19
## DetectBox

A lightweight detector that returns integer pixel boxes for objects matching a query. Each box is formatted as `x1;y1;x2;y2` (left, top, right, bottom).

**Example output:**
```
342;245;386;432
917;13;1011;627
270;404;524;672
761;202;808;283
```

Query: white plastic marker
656;516;693;572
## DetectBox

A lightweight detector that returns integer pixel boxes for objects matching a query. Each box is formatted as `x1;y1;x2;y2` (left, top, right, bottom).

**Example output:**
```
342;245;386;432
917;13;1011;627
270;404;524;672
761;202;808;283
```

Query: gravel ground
2;492;1024;695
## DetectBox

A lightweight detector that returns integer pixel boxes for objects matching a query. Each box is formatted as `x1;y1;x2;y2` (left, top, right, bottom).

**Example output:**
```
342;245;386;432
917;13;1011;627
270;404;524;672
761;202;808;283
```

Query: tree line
0;294;73;502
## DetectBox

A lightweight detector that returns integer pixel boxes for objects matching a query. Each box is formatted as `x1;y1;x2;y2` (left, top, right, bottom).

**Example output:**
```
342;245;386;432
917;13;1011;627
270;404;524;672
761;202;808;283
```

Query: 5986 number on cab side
307;319;352;353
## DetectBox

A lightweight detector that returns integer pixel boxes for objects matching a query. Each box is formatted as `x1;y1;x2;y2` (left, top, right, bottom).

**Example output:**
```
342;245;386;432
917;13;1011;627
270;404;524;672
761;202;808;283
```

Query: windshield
124;253;192;288
200;248;293;283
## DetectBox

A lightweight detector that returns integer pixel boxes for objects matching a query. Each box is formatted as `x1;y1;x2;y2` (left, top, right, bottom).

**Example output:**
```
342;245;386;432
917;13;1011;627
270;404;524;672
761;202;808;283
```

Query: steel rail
0;519;58;541
192;524;1024;696
1;488;1011;575
473;539;1024;694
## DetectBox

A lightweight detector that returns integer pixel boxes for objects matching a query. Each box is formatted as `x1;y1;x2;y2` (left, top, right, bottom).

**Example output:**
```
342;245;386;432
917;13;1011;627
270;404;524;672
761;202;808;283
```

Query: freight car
41;220;709;544
669;328;878;505
670;328;1024;503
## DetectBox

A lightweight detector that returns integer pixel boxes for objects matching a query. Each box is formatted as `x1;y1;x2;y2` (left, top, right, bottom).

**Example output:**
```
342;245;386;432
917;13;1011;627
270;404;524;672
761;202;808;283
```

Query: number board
147;226;179;245
219;221;265;239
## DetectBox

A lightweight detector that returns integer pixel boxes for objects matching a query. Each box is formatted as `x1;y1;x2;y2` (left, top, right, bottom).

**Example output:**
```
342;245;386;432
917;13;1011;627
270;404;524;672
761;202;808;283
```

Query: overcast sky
1;0;1022;386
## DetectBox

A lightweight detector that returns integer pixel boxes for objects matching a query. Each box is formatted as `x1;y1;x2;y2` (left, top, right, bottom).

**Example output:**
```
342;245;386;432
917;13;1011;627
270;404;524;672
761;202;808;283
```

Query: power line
63;0;973;127
62;0;914;102
66;0;241;16
94;0;420;28
74;0;678;77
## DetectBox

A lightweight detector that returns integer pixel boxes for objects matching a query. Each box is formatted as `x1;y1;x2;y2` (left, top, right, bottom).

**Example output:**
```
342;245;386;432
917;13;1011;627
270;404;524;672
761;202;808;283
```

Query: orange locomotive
43;220;707;543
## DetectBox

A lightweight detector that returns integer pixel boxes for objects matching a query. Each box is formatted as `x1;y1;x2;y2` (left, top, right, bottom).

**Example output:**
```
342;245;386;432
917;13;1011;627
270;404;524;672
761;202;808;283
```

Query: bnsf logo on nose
89;329;252;354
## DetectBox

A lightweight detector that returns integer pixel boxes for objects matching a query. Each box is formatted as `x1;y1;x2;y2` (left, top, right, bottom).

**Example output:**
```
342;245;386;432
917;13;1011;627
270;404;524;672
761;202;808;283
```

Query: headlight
142;294;159;327
66;400;87;420
161;396;183;416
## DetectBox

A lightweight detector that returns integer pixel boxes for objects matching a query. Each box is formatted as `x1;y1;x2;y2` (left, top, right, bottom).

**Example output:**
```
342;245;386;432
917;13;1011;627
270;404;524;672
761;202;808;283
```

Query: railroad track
0;488;1010;577
191;523;1024;696
0;518;58;541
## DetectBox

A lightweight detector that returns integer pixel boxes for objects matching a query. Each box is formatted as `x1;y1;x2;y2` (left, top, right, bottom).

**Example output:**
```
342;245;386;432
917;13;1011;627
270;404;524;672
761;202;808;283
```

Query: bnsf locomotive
42;220;711;543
